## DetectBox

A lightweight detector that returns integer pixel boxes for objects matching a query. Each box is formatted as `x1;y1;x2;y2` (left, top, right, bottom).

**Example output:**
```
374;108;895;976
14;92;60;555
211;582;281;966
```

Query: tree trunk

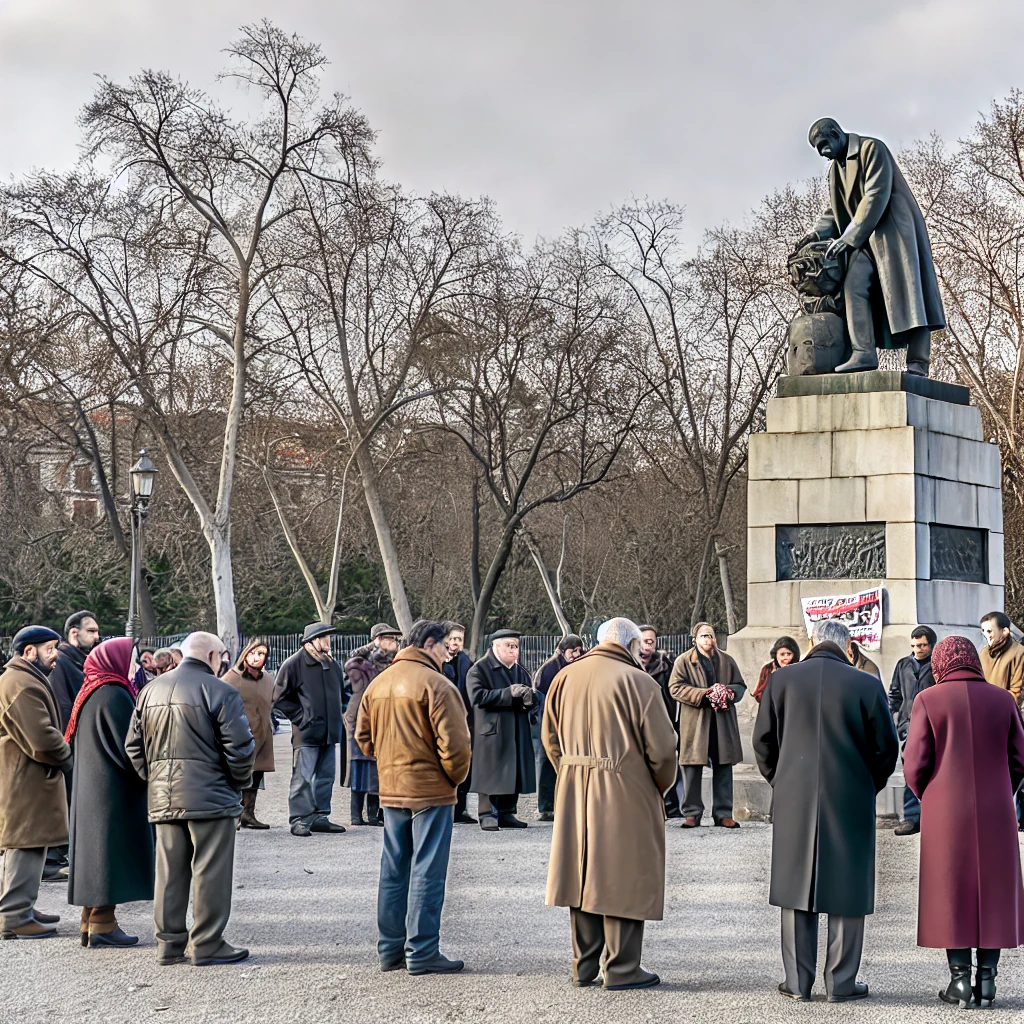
716;537;738;635
355;446;413;633
207;524;239;658
690;530;715;627
524;530;573;635
469;520;519;657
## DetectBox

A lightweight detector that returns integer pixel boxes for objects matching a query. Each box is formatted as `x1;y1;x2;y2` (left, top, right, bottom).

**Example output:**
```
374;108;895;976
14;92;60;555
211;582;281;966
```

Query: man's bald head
181;631;228;673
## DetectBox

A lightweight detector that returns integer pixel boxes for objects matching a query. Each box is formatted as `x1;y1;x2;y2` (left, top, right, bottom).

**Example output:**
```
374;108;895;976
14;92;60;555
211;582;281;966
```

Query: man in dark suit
753;618;898;1004
532;635;584;822
441;622;476;824
638;625;681;818
466;629;537;831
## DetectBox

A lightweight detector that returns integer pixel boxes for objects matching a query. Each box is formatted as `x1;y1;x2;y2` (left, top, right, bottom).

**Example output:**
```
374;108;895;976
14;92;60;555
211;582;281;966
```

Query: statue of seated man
794;118;946;376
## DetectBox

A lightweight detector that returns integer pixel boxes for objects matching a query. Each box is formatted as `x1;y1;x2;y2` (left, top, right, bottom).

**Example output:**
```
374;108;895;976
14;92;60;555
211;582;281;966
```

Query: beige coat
542;642;677;921
0;656;72;849
980;639;1024;707
669;647;746;766
223;641;275;773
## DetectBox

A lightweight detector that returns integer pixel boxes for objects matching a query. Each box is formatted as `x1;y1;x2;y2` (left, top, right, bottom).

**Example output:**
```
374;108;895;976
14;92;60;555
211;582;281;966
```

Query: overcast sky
2;0;1022;244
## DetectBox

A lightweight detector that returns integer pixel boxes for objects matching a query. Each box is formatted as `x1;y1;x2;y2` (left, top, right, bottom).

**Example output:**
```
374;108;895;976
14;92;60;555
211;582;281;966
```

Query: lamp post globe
129;449;158;505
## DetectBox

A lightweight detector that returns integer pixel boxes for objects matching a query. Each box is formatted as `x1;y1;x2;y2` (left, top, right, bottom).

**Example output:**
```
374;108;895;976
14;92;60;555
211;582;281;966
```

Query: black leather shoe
828;982;869;1002
193;943;249;966
290;821;312;837
89;927;139;948
310;818;346;834
407;954;464;975
537;811;554;822
974;949;999;1008
380;957;406;972
939;968;974;1008
479;816;499;832
157;953;188;966
778;983;810;1001
605;970;660;990
454;813;477;825
498;814;528;829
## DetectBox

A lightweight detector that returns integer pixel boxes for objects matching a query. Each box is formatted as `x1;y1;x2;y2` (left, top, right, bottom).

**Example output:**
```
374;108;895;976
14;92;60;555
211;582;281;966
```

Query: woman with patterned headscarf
65;637;154;947
903;635;1024;1008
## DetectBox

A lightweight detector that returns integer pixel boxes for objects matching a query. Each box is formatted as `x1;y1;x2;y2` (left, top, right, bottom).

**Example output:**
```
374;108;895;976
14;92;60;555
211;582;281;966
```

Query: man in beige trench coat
542;617;677;990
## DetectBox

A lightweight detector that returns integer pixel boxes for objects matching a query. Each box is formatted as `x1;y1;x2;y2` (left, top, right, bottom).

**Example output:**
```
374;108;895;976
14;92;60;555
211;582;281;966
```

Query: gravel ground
2;731;1022;1024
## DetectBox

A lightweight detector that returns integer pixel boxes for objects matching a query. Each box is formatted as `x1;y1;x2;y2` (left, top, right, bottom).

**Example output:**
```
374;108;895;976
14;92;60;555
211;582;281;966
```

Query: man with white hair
753;618;898;1003
126;631;256;966
466;628;537;831
543;617;677;990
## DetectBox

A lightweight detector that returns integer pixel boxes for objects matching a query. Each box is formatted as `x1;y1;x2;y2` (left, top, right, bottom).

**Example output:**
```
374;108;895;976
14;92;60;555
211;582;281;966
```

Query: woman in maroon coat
903;635;1024;1008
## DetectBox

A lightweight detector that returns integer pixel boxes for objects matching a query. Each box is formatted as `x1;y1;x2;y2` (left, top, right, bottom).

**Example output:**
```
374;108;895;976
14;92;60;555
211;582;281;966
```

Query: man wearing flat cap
344;623;403;826
0;626;71;939
273;622;348;836
466;628;537;830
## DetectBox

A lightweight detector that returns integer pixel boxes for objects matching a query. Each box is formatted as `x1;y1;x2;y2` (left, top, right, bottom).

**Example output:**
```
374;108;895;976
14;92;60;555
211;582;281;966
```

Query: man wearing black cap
466;629;537;830
0;626;71;939
532;635;584;822
344;623;403;826
273;622;348;837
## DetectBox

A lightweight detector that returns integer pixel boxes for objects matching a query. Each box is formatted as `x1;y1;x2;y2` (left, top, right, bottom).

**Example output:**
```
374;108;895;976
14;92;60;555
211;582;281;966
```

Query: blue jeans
289;744;336;825
903;785;920;823
377;804;455;966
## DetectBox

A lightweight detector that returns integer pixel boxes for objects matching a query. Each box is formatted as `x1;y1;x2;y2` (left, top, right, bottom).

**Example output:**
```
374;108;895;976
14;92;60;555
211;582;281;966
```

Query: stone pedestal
728;371;1004;763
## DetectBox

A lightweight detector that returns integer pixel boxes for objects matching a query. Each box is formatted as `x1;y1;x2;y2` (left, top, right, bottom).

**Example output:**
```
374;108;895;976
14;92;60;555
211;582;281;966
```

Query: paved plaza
2;732;1022;1024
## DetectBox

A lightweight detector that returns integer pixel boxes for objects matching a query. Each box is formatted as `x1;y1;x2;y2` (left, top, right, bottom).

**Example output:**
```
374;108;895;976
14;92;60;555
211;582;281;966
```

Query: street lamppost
126;449;158;639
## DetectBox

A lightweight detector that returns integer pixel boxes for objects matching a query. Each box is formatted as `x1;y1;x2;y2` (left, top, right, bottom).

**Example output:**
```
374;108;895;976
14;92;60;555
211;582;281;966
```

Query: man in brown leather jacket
356;619;471;976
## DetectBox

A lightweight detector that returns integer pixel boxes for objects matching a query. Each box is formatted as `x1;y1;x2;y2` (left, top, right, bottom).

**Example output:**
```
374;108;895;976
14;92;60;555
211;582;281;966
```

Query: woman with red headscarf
65;637;155;947
903;634;1024;1008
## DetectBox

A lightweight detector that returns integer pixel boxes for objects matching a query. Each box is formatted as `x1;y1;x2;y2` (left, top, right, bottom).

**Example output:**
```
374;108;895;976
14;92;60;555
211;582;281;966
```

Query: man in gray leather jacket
126;631;255;967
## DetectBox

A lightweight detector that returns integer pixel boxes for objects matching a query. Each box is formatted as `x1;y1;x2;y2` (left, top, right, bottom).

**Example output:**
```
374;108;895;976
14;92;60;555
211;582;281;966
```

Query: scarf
64;637;138;742
932;635;985;683
987;631;1012;659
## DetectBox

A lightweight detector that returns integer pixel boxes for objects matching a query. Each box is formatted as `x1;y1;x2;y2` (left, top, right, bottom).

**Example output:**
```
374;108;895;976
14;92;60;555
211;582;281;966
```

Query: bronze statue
793;118;946;376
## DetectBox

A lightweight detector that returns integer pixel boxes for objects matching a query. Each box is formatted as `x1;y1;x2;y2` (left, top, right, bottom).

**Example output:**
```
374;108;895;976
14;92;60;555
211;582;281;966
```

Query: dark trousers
478;794;518;822
454;773;473;818
154;818;237;960
352;790;381;823
377;804;454;967
844;249;930;373
681;727;733;823
663;765;683;816
570;908;646;987
781;908;864;999
537;751;557;814
288;744;336;825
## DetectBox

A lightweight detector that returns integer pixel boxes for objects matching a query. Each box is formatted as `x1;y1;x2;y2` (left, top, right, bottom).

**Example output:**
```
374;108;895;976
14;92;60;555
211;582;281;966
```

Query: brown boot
240;789;270;829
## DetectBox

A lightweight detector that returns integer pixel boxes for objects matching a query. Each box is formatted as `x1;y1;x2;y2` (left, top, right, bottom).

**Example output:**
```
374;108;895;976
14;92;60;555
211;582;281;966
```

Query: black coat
125;658;255;822
752;645;899;917
273;648;345;748
466;653;537;795
49;642;86;731
888;654;934;740
442;650;474;718
641;649;677;726
68;685;154;907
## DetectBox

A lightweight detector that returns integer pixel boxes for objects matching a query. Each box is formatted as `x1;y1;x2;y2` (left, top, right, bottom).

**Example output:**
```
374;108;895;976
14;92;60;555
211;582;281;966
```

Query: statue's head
808;118;848;160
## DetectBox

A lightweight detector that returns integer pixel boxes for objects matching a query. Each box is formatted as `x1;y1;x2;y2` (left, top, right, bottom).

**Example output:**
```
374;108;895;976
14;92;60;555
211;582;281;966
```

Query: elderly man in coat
796;117;946;375
543;617;677;990
753;618;899;1003
668;622;746;828
466;628;536;831
0;626;71;939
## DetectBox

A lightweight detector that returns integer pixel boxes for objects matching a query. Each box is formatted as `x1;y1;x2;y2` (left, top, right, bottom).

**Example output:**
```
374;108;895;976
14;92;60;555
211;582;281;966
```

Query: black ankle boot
939;949;974;1008
974;949;999;1008
351;790;366;826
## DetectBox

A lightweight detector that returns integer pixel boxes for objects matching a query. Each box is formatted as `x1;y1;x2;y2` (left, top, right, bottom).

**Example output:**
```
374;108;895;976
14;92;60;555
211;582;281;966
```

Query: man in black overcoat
753;618;898;1004
466;628;537;831
531;635;584;821
638;625;681;818
441;623;476;824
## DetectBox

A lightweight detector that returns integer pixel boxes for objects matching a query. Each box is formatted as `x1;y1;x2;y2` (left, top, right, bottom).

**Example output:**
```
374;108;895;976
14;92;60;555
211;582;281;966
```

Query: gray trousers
154;818;237;960
570;908;646;987
845;249;930;373
288;744;336;826
0;847;46;930
781;908;864;998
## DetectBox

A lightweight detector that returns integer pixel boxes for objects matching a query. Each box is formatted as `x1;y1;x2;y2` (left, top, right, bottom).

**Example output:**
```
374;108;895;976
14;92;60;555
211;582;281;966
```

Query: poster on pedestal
801;586;883;651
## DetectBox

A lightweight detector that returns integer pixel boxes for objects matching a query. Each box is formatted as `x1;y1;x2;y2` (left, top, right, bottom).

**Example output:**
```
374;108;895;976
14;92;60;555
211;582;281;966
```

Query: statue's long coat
813;133;946;344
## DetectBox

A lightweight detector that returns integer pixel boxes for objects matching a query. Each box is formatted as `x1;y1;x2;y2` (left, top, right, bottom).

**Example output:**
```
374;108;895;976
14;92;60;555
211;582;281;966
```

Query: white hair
597;617;642;657
812;618;850;648
180;631;227;663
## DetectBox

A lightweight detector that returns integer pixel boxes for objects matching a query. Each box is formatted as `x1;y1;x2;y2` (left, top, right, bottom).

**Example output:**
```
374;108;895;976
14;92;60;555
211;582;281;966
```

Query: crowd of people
0;606;1022;1006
